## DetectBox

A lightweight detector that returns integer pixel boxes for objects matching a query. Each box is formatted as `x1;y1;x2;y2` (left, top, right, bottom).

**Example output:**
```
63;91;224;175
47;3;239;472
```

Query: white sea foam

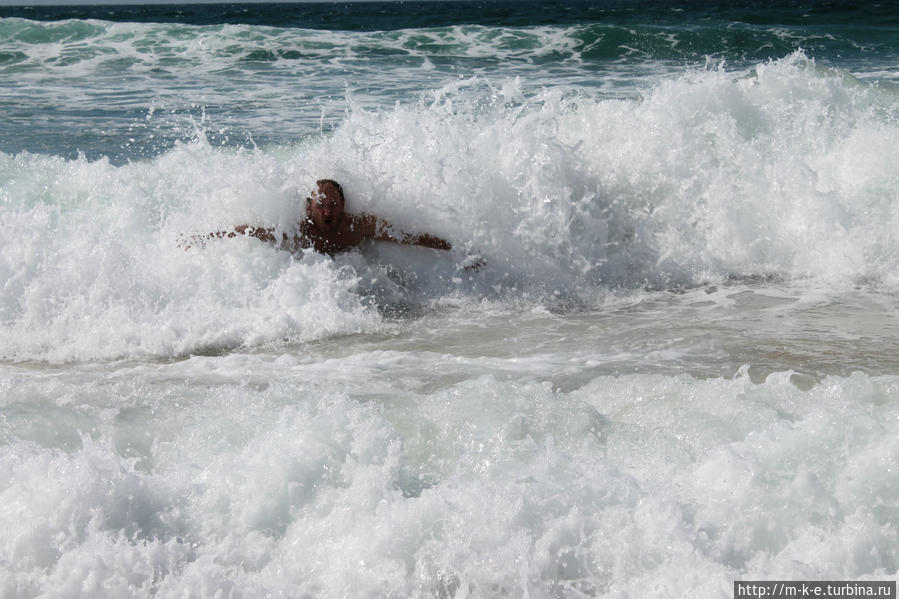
1;357;896;597
1;53;897;362
302;52;899;293
3;8;898;597
0;144;379;361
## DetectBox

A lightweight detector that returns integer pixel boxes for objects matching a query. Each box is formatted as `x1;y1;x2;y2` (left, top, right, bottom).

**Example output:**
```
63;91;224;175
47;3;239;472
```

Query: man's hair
315;179;345;203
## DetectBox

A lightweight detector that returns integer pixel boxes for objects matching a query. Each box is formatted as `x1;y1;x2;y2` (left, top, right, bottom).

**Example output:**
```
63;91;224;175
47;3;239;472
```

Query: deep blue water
2;0;895;30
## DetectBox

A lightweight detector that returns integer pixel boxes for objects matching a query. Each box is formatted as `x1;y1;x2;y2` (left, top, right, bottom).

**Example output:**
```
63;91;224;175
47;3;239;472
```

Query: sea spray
0;143;380;362
2;53;897;362
2;3;898;595
317;52;899;290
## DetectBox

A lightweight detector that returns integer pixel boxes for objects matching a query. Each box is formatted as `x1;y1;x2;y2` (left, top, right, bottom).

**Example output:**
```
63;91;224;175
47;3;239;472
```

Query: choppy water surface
1;1;898;596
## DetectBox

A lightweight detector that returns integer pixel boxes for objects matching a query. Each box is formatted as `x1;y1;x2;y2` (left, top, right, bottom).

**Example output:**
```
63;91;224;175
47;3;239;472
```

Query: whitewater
0;2;897;597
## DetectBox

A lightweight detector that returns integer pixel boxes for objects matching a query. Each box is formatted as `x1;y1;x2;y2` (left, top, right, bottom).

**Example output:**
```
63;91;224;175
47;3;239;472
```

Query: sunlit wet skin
188;180;458;259
296;181;386;256
297;182;457;257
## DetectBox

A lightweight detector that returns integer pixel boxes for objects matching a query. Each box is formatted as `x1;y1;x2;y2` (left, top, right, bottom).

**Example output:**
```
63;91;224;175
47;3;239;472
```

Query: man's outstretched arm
398;231;452;251
353;213;486;269
398;229;486;270
356;214;452;251
178;225;281;249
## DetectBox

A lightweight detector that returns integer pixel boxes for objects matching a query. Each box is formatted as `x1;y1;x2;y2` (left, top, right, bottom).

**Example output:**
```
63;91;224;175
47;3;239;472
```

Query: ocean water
1;1;898;596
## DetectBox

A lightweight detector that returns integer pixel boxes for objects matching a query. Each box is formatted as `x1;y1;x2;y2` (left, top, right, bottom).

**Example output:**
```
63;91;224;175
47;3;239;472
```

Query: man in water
187;179;457;257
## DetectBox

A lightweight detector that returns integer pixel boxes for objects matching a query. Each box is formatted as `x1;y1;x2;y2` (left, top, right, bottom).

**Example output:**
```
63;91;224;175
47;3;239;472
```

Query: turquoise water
1;1;896;162
1;2;898;597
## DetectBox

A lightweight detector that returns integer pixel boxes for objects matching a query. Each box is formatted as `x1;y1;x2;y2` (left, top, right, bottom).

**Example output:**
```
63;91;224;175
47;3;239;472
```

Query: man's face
306;183;344;231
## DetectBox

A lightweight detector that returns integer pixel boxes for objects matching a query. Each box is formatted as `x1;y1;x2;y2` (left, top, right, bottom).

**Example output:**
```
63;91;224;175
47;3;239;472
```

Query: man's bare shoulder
345;212;380;236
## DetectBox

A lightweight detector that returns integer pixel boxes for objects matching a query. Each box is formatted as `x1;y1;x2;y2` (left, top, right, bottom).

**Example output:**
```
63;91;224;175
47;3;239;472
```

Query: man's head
305;179;345;231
